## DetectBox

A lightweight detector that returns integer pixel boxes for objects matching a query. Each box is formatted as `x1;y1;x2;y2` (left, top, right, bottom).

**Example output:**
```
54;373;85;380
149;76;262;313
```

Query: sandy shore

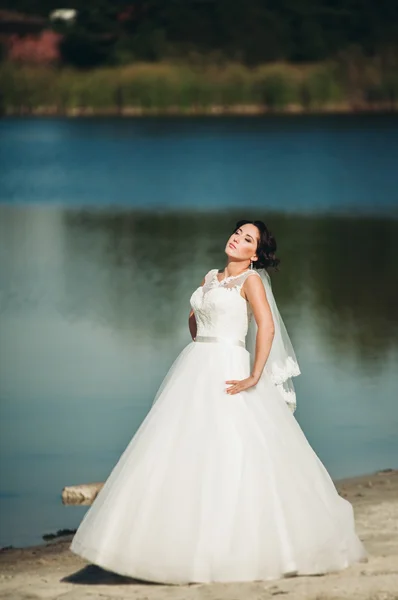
3;102;398;118
1;469;397;600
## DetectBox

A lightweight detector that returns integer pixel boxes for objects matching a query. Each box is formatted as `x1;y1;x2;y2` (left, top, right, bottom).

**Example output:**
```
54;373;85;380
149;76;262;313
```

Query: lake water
0;115;397;549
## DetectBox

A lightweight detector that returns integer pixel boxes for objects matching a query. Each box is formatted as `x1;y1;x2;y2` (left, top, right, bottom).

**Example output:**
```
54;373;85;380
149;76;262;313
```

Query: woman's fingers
225;380;238;393
226;383;243;394
225;379;239;394
225;378;254;394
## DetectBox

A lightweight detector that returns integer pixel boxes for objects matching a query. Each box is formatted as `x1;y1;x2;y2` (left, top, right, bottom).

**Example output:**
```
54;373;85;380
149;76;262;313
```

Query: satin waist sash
195;335;246;348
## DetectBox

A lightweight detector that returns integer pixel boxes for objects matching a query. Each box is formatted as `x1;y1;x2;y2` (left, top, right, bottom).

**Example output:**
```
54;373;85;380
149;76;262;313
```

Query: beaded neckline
215;268;252;284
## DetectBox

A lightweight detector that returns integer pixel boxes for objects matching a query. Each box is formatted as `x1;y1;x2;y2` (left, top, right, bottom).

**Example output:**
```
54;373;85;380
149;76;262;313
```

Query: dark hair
234;219;280;270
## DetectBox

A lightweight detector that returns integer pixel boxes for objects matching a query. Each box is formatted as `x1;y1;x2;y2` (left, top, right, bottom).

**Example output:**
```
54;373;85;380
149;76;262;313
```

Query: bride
69;219;368;584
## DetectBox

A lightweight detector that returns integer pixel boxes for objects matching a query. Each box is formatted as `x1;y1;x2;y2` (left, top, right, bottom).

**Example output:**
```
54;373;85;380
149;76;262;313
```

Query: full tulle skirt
69;340;368;584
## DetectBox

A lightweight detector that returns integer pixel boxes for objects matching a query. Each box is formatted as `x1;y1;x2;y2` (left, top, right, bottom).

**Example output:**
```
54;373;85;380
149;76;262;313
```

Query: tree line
2;0;398;68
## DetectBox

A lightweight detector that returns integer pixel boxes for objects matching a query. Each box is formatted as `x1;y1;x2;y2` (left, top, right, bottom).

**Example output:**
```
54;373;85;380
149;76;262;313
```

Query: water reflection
0;205;397;548
61;208;398;364
293;214;398;365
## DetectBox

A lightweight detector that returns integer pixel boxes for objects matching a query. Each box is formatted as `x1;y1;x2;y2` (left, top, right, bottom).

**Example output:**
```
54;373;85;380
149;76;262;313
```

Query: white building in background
49;9;77;23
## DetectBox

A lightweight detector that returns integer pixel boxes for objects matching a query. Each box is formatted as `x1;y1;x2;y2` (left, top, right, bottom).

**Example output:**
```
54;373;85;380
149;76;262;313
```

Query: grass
1;58;397;115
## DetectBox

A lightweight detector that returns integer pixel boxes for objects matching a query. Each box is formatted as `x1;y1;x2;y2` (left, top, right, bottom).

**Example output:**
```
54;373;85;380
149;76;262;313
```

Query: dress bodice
189;268;261;343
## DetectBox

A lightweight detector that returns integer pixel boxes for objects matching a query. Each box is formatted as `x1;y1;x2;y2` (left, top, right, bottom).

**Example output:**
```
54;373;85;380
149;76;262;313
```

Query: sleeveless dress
69;268;368;584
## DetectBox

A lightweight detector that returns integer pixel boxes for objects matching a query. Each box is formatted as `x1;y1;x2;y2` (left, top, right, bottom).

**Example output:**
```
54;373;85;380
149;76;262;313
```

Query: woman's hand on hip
225;375;259;395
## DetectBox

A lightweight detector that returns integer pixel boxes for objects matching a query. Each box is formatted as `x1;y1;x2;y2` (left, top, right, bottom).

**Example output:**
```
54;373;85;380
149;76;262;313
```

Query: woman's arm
244;274;275;381
188;276;205;340
226;274;275;394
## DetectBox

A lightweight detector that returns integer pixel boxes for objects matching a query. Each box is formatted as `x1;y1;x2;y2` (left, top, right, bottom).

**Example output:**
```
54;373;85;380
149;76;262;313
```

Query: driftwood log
62;482;104;505
62;469;397;506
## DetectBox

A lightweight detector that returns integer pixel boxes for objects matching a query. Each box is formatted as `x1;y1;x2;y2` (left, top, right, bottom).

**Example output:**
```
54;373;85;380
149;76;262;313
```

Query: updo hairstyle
234;219;280;270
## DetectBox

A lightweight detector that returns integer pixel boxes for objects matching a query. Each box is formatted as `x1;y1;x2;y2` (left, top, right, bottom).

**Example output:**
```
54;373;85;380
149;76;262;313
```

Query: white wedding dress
69;268;368;584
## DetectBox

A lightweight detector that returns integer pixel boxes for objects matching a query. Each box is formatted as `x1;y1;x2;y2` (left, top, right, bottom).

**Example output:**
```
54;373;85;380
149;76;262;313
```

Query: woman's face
225;223;259;263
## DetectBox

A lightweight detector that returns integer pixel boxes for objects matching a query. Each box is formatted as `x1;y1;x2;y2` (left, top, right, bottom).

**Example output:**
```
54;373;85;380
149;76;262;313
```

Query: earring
250;260;253;270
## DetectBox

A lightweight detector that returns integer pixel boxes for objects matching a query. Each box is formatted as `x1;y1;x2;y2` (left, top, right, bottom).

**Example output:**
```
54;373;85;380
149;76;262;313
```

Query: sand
1;469;397;600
